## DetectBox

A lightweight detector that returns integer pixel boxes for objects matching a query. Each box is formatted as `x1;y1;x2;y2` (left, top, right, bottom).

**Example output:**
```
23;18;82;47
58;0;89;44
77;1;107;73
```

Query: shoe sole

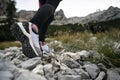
10;22;40;58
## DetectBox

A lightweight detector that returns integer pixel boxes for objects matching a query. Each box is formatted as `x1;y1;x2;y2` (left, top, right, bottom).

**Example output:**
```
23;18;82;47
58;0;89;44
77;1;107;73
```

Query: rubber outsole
10;23;37;58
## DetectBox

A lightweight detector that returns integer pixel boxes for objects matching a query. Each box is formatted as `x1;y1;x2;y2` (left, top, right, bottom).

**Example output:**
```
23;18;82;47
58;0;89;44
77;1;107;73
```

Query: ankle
32;24;39;33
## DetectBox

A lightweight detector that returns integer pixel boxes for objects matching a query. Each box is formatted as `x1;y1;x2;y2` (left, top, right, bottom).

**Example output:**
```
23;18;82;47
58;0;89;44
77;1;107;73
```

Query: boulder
18;57;41;70
107;68;120;80
84;63;100;79
15;71;47;80
0;71;13;80
95;71;106;80
32;64;44;76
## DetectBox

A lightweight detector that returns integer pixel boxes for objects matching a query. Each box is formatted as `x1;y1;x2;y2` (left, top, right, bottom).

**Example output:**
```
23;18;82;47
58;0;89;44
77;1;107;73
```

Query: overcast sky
15;0;120;18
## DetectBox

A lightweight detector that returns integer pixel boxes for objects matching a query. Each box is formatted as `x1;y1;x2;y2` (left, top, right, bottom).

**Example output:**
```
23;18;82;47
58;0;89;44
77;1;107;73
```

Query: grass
0;41;21;50
48;28;120;67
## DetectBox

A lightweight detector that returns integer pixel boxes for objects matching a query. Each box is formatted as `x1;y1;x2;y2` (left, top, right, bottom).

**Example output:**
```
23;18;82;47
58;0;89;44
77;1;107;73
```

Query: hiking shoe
39;42;55;59
40;42;50;53
10;22;42;58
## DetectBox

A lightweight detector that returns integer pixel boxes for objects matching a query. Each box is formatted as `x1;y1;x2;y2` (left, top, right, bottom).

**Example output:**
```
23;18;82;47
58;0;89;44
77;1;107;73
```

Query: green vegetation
0;0;16;41
0;41;21;50
47;27;120;67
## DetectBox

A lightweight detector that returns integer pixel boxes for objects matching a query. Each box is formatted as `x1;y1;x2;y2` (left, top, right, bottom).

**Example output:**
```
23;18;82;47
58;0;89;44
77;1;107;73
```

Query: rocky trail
0;42;120;80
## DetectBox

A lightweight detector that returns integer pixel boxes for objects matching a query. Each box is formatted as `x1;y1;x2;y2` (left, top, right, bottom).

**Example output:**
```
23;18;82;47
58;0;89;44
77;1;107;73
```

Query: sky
15;0;120;18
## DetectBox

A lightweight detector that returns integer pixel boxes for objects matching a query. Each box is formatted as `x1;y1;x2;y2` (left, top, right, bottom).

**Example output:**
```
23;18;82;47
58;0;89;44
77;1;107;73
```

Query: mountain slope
16;6;120;25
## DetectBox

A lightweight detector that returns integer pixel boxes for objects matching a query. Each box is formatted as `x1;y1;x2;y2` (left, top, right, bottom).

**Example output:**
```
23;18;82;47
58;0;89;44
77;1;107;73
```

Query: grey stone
62;68;77;75
84;63;100;79
3;52;15;59
15;71;47;80
73;69;90;79
97;63;107;71
107;68;120;80
0;71;13;80
58;75;82;80
64;59;80;69
43;64;54;80
95;71;106;80
0;59;18;73
61;52;80;61
60;63;69;71
43;64;53;74
89;50;101;59
19;57;41;70
32;64;44;76
0;53;4;58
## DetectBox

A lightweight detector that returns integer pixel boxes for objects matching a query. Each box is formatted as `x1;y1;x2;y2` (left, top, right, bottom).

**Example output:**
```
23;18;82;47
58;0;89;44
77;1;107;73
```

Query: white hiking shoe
40;42;50;53
10;22;42;58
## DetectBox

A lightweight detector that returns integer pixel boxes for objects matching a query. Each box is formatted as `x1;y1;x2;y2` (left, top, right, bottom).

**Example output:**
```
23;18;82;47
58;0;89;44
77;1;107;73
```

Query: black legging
30;0;61;41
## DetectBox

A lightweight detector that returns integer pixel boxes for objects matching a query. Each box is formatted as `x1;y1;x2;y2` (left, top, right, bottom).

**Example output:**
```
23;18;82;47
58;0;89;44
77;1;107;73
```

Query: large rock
0;59;18;73
15;71;47;80
0;71;13;80
62;68;77;75
77;50;90;59
95;71;106;80
61;52;80;61
32;64;44;76
64;59;81;69
107;68;120;80
18;57;41;70
84;63;100;79
43;64;54;80
73;69;90;79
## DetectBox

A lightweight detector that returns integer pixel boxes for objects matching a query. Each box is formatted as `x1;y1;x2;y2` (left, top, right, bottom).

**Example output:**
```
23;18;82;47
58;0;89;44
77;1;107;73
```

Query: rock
60;63;69;71
64;59;81;69
1;44;120;80
107;68;120;80
58;75;82;80
89;50;101;59
97;63;107;71
77;50;90;59
62;68;77;75
43;64;54;80
3;52;15;59
0;71;13;80
18;57;41;70
15;71;47;80
43;64;53;74
95;71;106;80
84;63;100;79
12;58;23;65
73;69;90;79
61;52;80;61
0;59;18;74
32;64;44;76
0;52;4;58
